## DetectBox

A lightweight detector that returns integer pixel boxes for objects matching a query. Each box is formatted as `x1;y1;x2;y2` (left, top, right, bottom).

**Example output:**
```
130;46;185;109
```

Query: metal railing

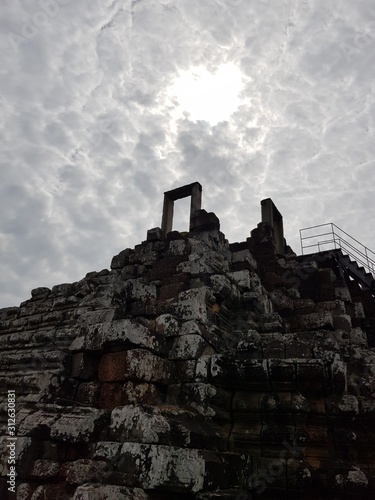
300;223;375;277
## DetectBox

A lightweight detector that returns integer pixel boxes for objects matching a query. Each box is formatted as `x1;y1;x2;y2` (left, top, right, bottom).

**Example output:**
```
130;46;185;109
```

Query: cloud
0;0;375;307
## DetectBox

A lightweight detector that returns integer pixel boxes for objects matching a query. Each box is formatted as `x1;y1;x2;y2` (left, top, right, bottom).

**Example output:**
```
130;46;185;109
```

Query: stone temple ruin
1;181;375;499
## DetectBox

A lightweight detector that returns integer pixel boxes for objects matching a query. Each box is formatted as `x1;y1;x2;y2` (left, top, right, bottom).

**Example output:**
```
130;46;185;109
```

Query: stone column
261;198;285;254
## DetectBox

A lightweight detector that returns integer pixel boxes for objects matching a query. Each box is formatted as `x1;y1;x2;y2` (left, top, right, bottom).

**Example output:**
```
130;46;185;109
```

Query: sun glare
170;63;244;125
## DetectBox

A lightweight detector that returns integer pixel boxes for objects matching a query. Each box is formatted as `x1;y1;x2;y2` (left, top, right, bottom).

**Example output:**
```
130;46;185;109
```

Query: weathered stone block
99;381;162;410
15;483;35;500
196;490;250;499
168;383;232;418
335;286;352;301
284;335;313;358
18;411;59;438
261;333;285;358
69;319;165;354
290;311;333;332
202;451;249;490
50;410;108;443
296;360;326;393
325;395;359;417
230;419;263;451
94;441;122;462
73;485;150;499
210;274;237;301
29;459;60;479
270;289;294;313
159;281;188;300
150;256;186;280
110;405;170;443
349;327;368;346
210;355;271;390
175;288;213;322
24;484;70;500
260;313;283;333
154;314;179;336
119;442;205;492
334;467;369;494
110;249;133;269
331;357;346;394
268;359;296;391
61;459;107;485
293;298;316;313
146;227;162;241
232;391;261;413
315;268;336;286
232;249;257;268
30;287;51;300
333;314;352;332
286;458;313;492
249;456;287;493
71;352;99;379
0;306;20;321
98;349;173;384
195;355;211;381
227;270;251;291
260;393;293;417
174;359;197;382
76;382;101;406
166;238;188;256
169;334;215;360
316;300;346;314
121;279;157;302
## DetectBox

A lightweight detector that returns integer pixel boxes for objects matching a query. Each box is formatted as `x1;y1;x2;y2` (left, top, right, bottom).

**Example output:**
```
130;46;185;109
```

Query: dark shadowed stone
146;227;162;241
31;287;51;300
111;249;133;270
61;459;107;485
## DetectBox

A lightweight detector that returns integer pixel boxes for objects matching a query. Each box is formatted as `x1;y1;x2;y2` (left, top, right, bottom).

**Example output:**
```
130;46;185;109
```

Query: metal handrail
300;223;375;277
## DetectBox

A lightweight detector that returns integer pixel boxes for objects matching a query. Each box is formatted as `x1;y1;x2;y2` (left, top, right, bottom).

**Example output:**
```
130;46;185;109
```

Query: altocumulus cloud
0;0;375;307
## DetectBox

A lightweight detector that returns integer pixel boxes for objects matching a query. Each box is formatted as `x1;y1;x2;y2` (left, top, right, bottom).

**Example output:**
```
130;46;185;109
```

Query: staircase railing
299;222;375;277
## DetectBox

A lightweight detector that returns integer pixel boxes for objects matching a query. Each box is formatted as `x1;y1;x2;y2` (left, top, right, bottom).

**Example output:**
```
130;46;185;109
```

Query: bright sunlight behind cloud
169;63;244;125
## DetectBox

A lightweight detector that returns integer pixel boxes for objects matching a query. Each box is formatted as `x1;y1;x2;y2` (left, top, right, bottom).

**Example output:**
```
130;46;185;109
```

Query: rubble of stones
0;209;375;499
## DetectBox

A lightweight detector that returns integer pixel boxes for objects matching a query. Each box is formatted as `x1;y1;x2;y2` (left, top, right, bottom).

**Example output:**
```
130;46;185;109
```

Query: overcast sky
1;0;375;308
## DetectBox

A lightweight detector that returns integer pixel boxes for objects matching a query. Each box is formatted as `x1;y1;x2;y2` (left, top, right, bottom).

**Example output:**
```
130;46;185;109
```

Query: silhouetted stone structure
0;184;374;499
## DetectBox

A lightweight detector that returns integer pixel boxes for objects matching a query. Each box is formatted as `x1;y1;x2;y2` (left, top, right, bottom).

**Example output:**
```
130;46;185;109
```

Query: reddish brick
150;256;186;280
98;349;173;384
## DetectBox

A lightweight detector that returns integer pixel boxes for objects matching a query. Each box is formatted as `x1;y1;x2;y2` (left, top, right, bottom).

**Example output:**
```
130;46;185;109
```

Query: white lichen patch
144;445;205;492
155;314;179;336
110;405;170;443
50;410;105;443
347;468;368;487
338;395;359;415
176;288;213;322
71;319;162;352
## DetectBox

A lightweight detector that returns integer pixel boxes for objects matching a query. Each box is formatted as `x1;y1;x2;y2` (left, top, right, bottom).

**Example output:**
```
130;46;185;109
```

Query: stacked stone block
0;209;374;499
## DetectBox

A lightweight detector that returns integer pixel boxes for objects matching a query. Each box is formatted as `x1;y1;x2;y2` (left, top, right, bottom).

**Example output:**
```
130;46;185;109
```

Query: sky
1;0;375;308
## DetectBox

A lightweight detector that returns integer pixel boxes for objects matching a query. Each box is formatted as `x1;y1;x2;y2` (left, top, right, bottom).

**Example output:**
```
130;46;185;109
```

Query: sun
169;63;244;125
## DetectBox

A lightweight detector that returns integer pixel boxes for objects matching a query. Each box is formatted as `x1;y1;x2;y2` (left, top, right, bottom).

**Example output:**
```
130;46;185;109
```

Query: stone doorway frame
161;182;202;238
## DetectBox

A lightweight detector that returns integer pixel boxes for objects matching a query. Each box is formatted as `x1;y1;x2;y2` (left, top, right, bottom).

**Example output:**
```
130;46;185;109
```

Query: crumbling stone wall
0;209;374;499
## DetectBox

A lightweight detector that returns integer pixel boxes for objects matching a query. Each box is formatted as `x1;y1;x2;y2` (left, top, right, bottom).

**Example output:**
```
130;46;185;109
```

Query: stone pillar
161;193;174;237
161;182;202;238
261;198;285;254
